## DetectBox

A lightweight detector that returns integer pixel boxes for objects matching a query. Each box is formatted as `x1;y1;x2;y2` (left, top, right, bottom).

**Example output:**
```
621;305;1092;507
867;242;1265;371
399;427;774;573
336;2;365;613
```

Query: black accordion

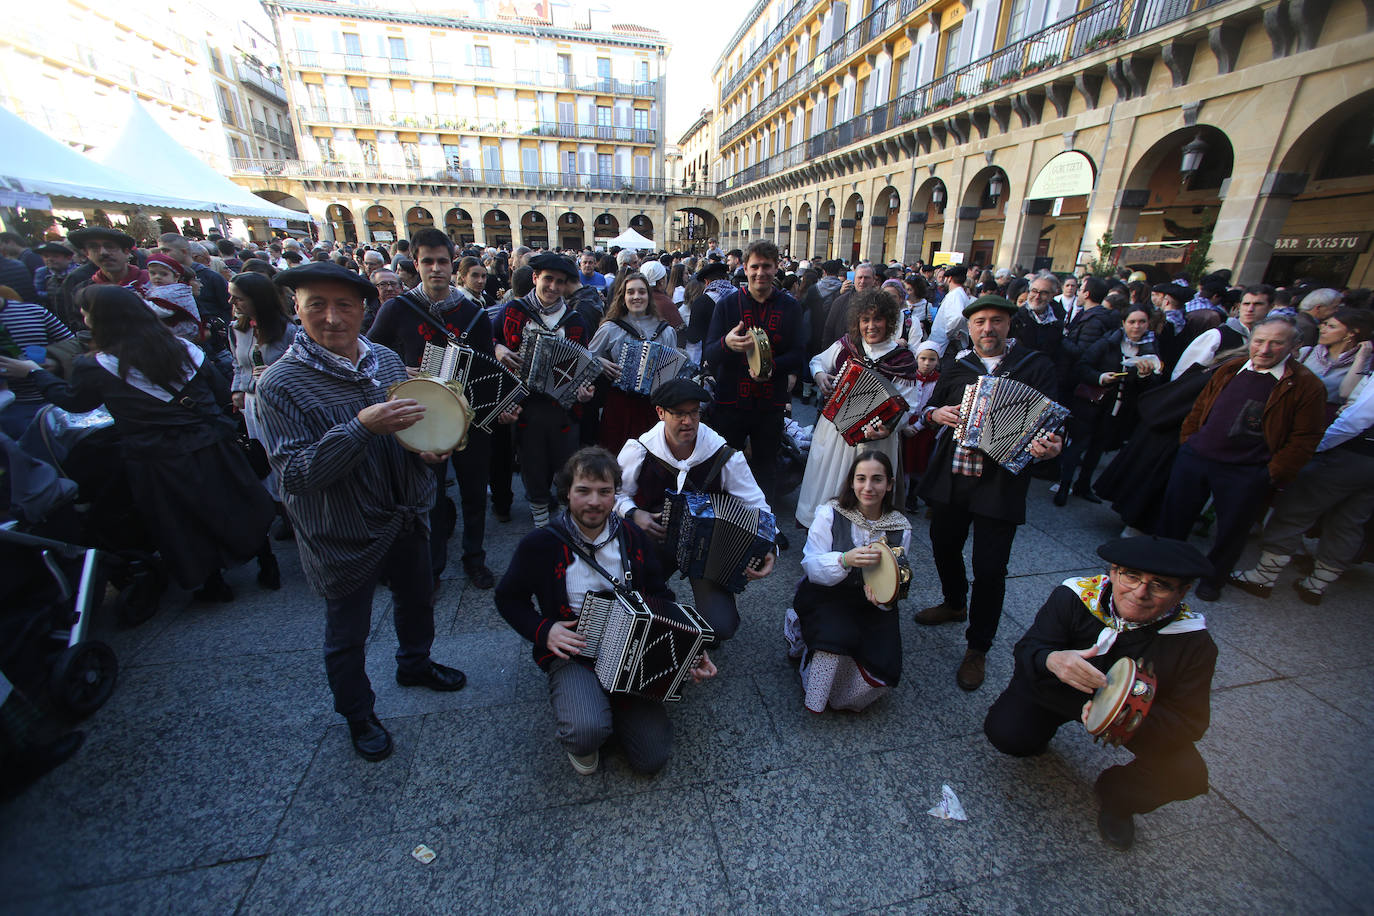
517;329;602;409
420;341;527;432
955;375;1070;473
577;590;714;702
661;491;777;594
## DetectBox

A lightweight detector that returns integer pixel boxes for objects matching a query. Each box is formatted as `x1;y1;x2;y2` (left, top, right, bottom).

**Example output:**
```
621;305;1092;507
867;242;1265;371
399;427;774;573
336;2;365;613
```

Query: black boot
257;542;281;590
193;570;234;603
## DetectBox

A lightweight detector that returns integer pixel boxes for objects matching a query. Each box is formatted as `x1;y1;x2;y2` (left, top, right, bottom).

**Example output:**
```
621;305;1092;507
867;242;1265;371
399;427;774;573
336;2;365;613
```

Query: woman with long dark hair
785;450;910;713
0;286;277;598
586;270;679;449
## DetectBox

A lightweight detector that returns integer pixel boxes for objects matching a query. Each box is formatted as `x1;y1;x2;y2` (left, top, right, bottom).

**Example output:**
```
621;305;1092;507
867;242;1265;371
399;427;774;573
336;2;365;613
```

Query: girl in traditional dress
899;342;942;511
795;289;921;527
586;270;679;450
785;451;911;713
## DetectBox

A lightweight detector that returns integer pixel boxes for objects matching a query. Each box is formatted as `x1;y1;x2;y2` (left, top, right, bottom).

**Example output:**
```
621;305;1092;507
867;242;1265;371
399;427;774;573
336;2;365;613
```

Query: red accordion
821;359;910;446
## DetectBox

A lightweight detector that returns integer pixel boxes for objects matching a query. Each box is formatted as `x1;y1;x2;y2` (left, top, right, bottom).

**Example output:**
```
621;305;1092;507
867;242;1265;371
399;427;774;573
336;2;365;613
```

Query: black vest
632;442;735;513
829;510;905;590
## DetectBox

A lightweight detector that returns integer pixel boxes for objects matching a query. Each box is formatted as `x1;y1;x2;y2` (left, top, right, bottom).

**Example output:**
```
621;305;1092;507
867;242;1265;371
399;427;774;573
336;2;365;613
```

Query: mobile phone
846;270;855;282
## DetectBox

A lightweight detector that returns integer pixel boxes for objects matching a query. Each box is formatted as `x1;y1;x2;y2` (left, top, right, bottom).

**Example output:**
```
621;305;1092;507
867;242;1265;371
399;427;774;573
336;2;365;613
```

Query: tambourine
862;541;911;606
1083;656;1157;746
746;326;773;380
388;377;473;455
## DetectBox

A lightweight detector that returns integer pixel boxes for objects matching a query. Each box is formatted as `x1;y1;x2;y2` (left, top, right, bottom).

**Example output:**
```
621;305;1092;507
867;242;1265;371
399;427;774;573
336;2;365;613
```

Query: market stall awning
605;228;655;250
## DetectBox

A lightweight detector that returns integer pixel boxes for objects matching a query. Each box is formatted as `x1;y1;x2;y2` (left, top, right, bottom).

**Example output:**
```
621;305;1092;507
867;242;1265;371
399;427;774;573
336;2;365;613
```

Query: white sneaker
567;750;599;775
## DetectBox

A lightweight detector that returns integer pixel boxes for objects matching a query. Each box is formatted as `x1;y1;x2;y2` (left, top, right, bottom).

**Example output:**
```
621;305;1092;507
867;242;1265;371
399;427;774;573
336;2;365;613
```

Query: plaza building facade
232;0;721;249
711;0;1374;287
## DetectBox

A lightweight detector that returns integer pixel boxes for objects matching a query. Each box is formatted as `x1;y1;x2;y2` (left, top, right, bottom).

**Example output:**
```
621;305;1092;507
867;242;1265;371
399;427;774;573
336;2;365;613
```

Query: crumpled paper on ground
927;784;968;821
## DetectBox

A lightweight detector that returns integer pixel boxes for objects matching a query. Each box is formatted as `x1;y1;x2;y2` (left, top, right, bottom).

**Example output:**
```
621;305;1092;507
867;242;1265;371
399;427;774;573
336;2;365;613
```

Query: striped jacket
255;333;436;598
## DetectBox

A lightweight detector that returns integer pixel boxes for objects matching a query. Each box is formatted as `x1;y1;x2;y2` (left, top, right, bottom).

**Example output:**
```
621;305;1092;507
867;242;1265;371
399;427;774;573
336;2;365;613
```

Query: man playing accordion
913;294;1064;692
615;379;777;647
496;448;715;776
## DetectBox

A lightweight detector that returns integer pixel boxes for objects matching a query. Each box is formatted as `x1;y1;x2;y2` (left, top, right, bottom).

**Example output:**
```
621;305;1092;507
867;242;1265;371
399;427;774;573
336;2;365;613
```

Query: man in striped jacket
257;262;467;763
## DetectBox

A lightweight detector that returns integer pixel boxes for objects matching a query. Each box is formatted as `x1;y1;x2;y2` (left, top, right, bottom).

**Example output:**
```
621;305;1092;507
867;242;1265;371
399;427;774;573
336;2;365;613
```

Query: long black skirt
125;437;275;589
1093;427;1179;534
793;578;902;685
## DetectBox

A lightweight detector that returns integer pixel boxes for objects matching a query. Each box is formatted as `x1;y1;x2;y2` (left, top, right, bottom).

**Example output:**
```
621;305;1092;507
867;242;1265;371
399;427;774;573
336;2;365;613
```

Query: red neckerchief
837;334;920;381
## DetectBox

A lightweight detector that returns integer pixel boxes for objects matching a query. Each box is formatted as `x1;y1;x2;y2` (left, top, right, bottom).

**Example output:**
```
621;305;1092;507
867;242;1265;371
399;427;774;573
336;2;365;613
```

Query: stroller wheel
112;563;167;627
50;641;118;719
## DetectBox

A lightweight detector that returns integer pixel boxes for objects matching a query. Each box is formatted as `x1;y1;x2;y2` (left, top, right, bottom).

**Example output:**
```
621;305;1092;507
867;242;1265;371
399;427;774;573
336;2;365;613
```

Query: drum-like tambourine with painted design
862;541;912;606
1084;656;1157;746
746;326;773;381
388;377;474;455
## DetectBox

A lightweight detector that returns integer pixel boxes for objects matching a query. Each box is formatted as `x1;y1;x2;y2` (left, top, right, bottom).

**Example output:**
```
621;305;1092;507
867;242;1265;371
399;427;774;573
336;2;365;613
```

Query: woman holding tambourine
784;451;911;713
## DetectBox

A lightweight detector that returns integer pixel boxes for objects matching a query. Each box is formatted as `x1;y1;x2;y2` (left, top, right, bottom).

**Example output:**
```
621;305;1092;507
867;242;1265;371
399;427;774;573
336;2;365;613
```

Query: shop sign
1122;246;1187;263
1027;151;1095;200
1271;232;1371;254
933;251;964;266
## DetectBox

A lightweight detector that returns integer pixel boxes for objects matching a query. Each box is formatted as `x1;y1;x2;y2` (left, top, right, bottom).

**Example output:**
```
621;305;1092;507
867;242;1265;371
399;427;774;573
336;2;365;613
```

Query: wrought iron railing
299;108;657;144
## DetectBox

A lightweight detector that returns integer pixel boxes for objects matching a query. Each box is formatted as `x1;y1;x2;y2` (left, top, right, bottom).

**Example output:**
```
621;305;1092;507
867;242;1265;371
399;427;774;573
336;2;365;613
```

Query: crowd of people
2;221;1370;852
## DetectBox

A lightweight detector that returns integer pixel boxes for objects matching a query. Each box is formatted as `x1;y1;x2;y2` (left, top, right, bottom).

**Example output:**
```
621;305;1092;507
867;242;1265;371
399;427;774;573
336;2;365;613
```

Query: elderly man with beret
985;536;1218;851
255;262;467;762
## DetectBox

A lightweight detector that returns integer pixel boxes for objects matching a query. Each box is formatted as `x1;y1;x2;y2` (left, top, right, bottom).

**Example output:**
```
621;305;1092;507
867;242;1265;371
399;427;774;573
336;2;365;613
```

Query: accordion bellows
820;359;911;445
955;375;1071;473
577;590;714;702
613;339;700;396
662;491;777;594
518;330;602;409
420;342;527;432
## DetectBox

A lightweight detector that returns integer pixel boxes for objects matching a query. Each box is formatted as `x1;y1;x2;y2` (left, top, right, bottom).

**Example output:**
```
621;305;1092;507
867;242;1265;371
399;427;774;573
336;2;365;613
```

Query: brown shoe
914;602;968;626
956;649;986;691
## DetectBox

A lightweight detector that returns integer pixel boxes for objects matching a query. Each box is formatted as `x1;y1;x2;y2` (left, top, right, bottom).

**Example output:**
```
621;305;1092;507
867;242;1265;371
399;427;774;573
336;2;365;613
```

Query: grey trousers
547;658;671;774
1261;448;1374;568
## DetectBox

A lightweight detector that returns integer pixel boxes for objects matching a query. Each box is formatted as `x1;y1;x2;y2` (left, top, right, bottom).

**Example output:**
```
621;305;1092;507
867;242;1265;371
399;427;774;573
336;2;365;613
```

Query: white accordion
577;590;714;702
955;375;1070;473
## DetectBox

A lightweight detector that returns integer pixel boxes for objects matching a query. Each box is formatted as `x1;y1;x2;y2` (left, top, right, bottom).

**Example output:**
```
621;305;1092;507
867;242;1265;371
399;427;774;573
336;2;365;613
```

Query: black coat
1071;330;1163;447
1058;304;1120;395
917;344;1060;524
1010;303;1066;363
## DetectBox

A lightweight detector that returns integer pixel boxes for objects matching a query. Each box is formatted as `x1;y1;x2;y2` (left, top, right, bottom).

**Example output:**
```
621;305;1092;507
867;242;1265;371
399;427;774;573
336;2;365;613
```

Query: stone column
1011;199;1052;270
1210;172;1307;284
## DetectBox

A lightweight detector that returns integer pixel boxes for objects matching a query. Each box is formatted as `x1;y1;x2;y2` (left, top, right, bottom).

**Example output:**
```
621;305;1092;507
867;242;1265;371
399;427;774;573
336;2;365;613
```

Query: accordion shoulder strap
395;291;483;343
613;318;646;340
699;445;737;488
547;521;634;594
641;443;736;494
650;321;669;342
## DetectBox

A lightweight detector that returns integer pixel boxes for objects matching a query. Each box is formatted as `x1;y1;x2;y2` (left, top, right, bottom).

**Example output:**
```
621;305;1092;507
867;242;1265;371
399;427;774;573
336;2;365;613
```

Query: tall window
351;86;371;115
596;105;613;139
482;145;501;178
597;152;613;188
443;143;462;172
388;36;407;73
638;60;650;82
597;57;612;79
216;85;237;126
343;32;363;69
1004;0;1031;44
894;55;909;98
475;45;492;67
359;139;378;165
942;24;963;75
402;142;420;168
317;137;334;160
633;108;649;134
557;53;571;75
564;151;577;181
521;148;539;183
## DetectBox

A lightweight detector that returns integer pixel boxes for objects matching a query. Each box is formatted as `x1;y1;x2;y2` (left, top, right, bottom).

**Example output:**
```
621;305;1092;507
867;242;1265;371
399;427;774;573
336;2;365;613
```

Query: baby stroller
0;423;118;720
20;403;167;626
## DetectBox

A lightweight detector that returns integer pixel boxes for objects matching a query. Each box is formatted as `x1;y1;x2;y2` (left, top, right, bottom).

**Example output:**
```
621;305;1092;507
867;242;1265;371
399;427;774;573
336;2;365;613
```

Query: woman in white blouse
785;451;911;713
795;289;923;527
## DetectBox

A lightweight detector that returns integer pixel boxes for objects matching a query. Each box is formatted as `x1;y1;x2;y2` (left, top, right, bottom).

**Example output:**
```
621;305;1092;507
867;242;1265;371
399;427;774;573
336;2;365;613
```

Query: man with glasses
984;535;1218;851
614;379;776;647
1010;273;1067;361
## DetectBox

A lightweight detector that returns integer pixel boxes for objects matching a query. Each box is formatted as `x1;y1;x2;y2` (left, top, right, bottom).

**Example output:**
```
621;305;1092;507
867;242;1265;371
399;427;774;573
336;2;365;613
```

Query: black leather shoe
396;661;467;692
193;572;234;603
348;714;392;762
257;553;281;590
1097;806;1136;850
775;532;790;551
1073;487;1103;504
1052;487;1069;507
1193;581;1221;602
464;562;496;590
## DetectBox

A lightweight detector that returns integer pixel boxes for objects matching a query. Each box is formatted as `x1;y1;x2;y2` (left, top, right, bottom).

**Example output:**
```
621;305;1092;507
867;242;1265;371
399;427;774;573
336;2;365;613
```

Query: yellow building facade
711;0;1374;287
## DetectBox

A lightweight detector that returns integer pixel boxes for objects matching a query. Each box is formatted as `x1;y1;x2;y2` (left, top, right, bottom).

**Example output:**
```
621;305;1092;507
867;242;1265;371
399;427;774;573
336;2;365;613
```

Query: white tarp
96;99;308;223
0;105;205;211
605;227;655;249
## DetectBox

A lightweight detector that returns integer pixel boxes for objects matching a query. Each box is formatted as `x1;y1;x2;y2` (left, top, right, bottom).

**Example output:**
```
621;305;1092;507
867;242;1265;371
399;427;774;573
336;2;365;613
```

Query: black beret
527;252;578;279
962;293;1018;318
1096;536;1213;580
274;262;378;300
1153;283;1188;303
651;378;711;409
695;260;730;282
34;242;74;256
68;227;136;250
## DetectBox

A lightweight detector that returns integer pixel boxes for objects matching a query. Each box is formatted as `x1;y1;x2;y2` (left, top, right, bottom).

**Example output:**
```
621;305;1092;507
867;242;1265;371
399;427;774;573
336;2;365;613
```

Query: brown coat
1180;356;1327;486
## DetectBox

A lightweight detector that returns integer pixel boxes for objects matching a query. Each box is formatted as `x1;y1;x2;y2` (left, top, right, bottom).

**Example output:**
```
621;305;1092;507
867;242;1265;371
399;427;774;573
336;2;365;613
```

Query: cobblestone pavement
4;413;1370;914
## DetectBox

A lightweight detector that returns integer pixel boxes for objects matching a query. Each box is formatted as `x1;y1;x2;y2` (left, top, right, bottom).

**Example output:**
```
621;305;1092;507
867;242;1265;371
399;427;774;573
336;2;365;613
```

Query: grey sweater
255;333;436;598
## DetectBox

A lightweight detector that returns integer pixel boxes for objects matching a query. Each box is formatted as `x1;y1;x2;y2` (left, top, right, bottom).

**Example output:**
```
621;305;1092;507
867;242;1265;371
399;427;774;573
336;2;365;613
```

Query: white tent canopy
605;227;655;250
96;99;308;222
0;105;204;211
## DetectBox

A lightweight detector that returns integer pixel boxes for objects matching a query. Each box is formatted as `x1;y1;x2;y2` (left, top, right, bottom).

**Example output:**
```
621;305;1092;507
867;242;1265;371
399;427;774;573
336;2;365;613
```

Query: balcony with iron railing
722;0;1226;193
236;58;289;104
230;158;717;195
287;50;658;98
299;107;657;144
718;0;823;104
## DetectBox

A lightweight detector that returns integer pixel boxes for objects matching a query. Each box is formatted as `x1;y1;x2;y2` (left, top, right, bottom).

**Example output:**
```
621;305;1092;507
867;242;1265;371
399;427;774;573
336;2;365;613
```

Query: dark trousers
711;404;784;507
516;397;580;508
1059;415;1106;491
323;524;436;722
489;422;515;514
928;487;1020;653
429;429;491;575
1158;444;1271;587
547;658;671;774
984;683;1208;815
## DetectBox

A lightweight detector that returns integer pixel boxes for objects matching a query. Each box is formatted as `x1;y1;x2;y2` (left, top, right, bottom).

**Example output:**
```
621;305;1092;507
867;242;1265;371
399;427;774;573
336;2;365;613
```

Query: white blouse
801;503;912;586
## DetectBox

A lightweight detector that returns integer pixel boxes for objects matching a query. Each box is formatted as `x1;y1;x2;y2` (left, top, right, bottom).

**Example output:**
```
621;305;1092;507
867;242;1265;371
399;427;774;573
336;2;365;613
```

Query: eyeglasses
1111;566;1183;598
662;407;701;420
1029;287;1054;297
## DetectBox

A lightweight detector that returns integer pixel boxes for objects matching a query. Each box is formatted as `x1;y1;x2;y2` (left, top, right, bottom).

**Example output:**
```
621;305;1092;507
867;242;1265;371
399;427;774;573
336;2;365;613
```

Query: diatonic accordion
420;341;527;432
820;359;911;445
517;330;602;409
577;589;714;702
955;375;1070;473
661;490;777;594
613;339;700;397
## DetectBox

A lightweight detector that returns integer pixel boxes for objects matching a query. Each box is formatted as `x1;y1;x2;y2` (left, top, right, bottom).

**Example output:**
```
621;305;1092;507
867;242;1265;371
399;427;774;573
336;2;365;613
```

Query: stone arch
871;185;902;264
816;197;836;260
629;214;654;243
674;206;718;253
405;206;434;240
326;203;357;244
520;210;549;248
795;202;812;260
779;205;793;256
953;166;1011;269
445;207;475;246
907;178;948;264
484;208;512;248
839;192;864;264
593;212;620;242
365;204;397;243
764;208;777;243
752;211;762;241
557;211;585;249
